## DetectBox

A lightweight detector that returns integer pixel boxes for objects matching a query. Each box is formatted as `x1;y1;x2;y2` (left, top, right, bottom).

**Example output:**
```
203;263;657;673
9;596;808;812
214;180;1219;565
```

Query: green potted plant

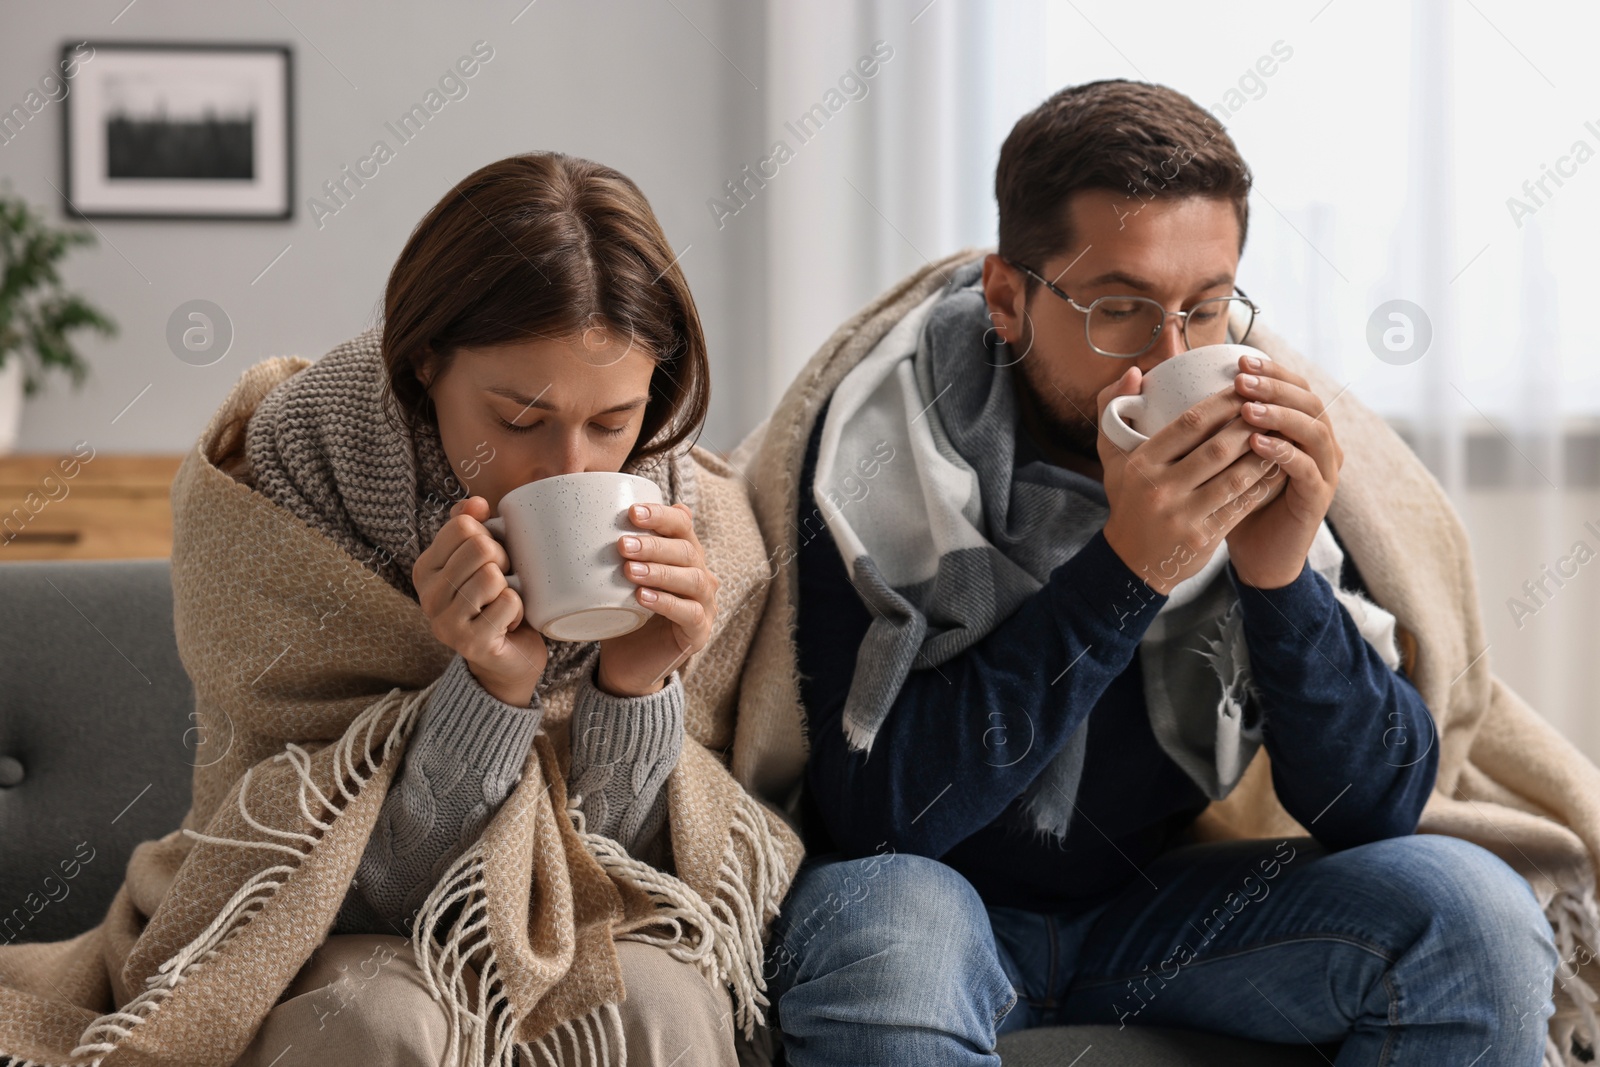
0;187;117;453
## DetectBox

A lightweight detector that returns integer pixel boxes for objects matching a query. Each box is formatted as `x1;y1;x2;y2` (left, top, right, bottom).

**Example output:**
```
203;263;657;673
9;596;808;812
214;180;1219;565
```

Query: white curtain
1391;0;1588;752
757;0;1045;410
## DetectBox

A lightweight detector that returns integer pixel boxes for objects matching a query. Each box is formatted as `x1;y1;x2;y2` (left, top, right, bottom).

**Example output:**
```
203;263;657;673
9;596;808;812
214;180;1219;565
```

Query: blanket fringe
520;1003;624;1067
406;786;786;1067
412;843;500;1067
570;787;788;1040
54;685;428;1067
409;841;630;1067
1545;884;1600;1067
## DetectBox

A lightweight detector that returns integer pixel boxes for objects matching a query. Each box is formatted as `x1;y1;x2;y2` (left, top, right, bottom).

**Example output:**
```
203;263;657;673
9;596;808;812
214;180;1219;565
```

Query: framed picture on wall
61;42;293;220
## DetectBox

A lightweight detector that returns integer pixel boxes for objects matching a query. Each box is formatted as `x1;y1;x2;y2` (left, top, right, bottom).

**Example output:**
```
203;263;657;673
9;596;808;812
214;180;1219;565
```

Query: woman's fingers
624;559;717;601
448;562;514;620
430;566;516;650
632;585;712;644
455;588;525;657
416;499;497;584
409;496;550;702
618;531;700;568
621;499;718;631
627;501;701;548
420;527;510;618
444;528;511;591
421;498;486;560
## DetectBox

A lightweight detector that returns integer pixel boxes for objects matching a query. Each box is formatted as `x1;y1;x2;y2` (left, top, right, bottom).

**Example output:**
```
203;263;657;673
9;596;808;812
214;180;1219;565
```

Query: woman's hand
597;501;720;698
413;496;549;706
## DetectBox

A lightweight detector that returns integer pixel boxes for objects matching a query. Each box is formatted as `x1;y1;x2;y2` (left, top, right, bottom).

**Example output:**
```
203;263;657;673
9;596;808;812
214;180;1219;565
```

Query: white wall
0;0;769;458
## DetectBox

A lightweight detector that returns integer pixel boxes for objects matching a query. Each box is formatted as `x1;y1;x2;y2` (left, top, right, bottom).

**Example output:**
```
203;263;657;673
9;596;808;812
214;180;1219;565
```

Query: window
1043;0;1600;425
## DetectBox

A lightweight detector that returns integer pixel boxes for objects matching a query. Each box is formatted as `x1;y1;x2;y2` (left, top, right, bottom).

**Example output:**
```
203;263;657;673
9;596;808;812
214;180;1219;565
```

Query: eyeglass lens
1086;297;1253;357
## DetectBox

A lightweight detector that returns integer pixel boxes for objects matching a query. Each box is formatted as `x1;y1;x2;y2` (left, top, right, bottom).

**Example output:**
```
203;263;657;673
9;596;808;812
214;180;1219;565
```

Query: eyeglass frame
1004;258;1259;358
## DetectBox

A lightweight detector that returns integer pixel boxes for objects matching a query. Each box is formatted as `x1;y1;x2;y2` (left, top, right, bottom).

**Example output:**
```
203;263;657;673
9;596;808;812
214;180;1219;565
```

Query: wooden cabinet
0;453;185;561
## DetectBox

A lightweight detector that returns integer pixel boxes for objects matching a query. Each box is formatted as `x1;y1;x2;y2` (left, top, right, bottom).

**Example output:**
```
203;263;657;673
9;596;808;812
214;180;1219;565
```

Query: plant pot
0;358;22;455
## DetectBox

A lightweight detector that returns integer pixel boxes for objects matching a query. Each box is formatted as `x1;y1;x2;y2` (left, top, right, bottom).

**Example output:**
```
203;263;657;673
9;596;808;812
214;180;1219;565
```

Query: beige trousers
232;934;739;1067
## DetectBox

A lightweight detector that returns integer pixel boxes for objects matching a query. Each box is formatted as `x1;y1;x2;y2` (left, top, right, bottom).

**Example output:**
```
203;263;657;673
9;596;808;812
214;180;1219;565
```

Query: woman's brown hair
382;152;708;467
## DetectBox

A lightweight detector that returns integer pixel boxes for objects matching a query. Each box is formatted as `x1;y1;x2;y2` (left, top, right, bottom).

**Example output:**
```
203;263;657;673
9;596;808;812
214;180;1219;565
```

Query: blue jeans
764;834;1558;1066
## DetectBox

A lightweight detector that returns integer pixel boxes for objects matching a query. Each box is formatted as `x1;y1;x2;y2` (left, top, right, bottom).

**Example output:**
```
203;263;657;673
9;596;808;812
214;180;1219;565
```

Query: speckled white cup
1100;343;1270;452
485;471;664;642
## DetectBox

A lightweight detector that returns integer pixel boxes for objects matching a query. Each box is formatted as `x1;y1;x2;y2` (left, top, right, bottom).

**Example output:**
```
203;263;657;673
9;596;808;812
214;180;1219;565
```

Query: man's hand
1226;353;1343;589
413;497;549;706
1097;367;1277;596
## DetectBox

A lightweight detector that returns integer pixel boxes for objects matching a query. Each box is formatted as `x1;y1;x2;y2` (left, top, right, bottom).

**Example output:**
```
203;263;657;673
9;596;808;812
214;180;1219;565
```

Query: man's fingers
1167;415;1257;487
1241;403;1339;482
1234;369;1329;423
1192;450;1276;520
1238;352;1310;390
1141;388;1245;465
1249;432;1324;489
1096;365;1144;409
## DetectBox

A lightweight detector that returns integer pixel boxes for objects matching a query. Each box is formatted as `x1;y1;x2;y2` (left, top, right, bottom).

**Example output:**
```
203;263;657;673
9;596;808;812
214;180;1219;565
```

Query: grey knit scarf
814;260;1400;838
243;325;686;695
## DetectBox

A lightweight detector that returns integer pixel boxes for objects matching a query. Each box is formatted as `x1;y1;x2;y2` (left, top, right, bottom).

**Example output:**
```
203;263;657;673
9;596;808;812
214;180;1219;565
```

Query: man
761;80;1559;1065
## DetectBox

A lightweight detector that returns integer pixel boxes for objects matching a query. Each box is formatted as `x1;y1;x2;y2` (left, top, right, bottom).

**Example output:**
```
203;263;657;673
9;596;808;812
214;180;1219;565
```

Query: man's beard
1011;321;1101;461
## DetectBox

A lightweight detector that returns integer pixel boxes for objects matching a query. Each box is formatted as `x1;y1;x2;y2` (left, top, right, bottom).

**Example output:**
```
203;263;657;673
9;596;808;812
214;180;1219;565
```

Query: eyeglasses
1006;259;1259;358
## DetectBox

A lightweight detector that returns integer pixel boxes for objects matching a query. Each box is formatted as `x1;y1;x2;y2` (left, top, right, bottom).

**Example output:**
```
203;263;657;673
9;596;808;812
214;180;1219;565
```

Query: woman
0;153;800;1067
226;152;775;1065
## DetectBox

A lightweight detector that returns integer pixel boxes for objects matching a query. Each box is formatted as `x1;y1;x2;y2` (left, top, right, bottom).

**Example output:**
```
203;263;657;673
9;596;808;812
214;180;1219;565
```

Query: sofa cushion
996;1023;1339;1065
0;558;194;944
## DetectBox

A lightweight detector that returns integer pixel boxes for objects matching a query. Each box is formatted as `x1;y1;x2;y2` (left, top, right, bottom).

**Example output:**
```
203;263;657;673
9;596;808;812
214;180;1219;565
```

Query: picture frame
61;41;293;221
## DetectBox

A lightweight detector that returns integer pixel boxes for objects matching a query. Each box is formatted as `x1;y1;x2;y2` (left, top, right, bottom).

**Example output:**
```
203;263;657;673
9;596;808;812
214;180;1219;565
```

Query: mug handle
482;516;522;593
1100;393;1149;452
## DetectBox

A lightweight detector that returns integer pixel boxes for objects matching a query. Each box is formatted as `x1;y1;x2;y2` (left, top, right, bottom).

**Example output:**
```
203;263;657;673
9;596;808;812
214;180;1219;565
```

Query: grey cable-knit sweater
333;653;684;937
233;327;688;940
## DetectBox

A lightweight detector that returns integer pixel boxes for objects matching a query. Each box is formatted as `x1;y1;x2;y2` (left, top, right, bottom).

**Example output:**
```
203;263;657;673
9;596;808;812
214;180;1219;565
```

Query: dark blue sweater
794;406;1439;913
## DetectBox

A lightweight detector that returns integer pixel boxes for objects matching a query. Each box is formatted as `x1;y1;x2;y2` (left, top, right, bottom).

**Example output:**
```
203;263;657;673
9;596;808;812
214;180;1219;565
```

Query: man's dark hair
995;80;1252;287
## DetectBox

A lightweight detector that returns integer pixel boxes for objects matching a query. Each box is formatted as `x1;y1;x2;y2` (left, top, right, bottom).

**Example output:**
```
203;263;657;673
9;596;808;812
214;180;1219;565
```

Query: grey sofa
0;558;1335;1065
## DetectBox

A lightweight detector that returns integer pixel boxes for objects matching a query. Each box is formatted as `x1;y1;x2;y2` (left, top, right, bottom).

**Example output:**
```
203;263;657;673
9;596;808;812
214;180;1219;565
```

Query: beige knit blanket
729;249;1600;1066
0;356;802;1067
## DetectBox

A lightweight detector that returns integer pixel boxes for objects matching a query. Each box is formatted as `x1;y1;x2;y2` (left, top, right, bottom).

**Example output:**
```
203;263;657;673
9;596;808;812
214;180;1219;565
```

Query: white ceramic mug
484;471;665;642
1099;343;1270;452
